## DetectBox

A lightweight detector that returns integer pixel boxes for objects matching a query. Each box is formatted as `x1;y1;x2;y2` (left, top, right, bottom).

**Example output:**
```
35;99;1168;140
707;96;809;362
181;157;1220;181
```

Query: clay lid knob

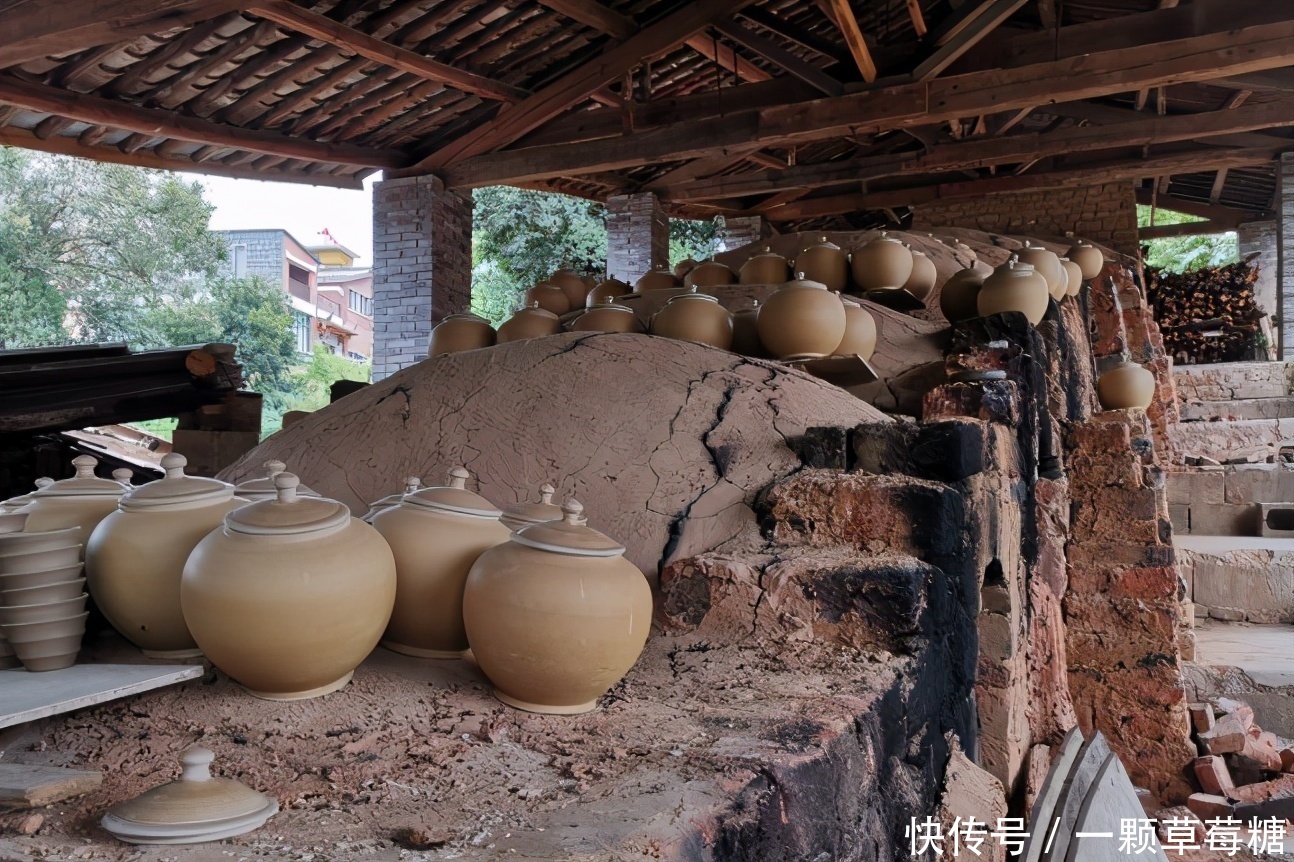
763;245;771;252
538;483;555;504
448;467;470;490
819;235;828;242
404;477;422;493
274;473;300;503
160;453;187;479
561;499;585;525
72;455;98;478
179;747;215;783
264;460;286;478
1008;254;1019;266
602;296;616;305
35;478;54;489
528;300;540;309
112;468;133;484
796;271;806;279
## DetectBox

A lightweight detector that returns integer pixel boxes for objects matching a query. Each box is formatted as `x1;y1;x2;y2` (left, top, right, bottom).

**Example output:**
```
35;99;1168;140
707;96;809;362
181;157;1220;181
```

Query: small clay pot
547;269;589;310
586;278;633;308
0;593;87;626
1068;240;1105;281
428;313;496;357
1097;361;1156;410
683;261;735;289
851;231;914;291
572;300;643;333
11;634;82;671
833;300;878;361
673;259;698;280
757;275;848;360
977;257;1050;325
0;544;82;575
939;268;985;323
1017;241;1065;299
497;302;561;343
902;250;937;301
650;289;733;350
15;455;125;556
738;247;789;285
1061;258;1083;298
794;236;848;292
635;265;680;293
0;578;85;606
730;298;765;357
0;526;79;556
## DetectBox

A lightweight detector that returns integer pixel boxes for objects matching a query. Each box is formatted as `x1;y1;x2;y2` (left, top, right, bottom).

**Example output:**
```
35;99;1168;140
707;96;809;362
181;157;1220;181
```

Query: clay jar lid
501;483;562;530
225;474;350;536
120;454;234;511
31;456;123;498
512;500;623;557
370;477;421;510
101;747;277;844
803;235;840;250
784;273;831;291
4;478;53;509
402;467;501;519
662;287;721;307
234;461;320;499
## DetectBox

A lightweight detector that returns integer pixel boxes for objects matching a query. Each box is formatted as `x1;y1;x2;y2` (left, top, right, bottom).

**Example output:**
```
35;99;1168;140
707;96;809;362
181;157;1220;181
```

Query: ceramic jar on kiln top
372;467;510;658
683;261;735;289
1068;240;1105;281
940;268;986;323
1097;361;1156;410
464;500;652;714
572;299;643;333
586;278;632;307
234;461;320;503
738;247;789;285
650;289;733;350
635;265;680;293
17;455;125;555
547;268;589;310
794;236;848;292
86;454;242;658
497;302;561;343
851;231;914;291
428;313;495;356
181;474;396;700
756;274;847;360
977;256;1050;325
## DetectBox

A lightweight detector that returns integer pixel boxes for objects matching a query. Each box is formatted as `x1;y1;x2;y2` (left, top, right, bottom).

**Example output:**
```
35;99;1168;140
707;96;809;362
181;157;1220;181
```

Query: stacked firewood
1146;261;1265;364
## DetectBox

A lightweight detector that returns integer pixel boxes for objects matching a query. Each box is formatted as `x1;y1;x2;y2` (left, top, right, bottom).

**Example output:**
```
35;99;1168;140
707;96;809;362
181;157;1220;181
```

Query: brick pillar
371;175;472;381
1277;153;1294;359
717;215;768;252
1238;220;1278;359
606;192;668;284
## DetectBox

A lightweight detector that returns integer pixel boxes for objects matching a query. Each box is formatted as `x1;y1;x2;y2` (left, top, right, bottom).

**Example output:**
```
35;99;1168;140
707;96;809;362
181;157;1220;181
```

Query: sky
201;173;381;263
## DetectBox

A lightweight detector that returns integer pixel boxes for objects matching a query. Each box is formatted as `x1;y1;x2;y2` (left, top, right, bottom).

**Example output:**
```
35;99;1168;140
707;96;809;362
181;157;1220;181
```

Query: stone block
1166;469;1225;505
1209;607;1246;621
1185;502;1258;536
1193;755;1235;795
1198;717;1247;754
1169;504;1190;534
1230;774;1294;806
1243;730;1284;772
1186;793;1234;821
1259;502;1294;538
1223;754;1266;785
1281;748;1294;773
1189;703;1215;734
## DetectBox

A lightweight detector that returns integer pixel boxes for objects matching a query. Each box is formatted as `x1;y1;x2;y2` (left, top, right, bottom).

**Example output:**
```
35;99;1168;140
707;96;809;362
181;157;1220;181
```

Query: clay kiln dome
220;333;888;578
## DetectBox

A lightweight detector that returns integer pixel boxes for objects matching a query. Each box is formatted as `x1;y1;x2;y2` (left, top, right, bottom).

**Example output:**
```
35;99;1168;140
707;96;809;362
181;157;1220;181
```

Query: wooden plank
685;32;773;83
0;664;204;730
823;0;876;83
738;7;844;61
714;18;843;96
534;0;635;38
1140;219;1234;239
912;0;1028;81
1209;168;1229;204
906;0;928;37
247;0;527;103
0;764;103;808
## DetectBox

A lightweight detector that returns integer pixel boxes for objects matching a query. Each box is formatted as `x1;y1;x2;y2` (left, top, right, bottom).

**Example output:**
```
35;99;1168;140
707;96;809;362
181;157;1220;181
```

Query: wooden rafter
685;33;772;83
712;19;842;95
737;7;843;61
1208;168;1229;204
906;0;928;37
912;0;1031;81
821;0;877;83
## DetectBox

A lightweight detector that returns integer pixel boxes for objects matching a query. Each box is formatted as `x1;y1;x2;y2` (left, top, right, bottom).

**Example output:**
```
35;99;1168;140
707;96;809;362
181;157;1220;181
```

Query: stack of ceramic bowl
0;526;88;671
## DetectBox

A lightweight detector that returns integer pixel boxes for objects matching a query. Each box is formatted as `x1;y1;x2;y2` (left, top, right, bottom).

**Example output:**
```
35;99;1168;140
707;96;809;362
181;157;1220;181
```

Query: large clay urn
547;268;589;310
673;259;698;280
793;236;848;292
234;461;320;503
428;313;495;357
851;231;914;291
757;274;848;360
1068;240;1105;281
833;300;877;361
939;268;986;323
586;278;632;308
977;257;1050;325
463;500;652;714
738;247;790;285
635;265;680;293
371;467;510;658
650;289;733;350
1017;241;1065;300
730;298;765;357
1097;361;1156;410
86;454;241;658
1060;258;1083;298
901;249;937;301
17;455;124;555
683;261;735;289
181;474;396;700
497;302;561;343
572;299;643;333
523;282;570;316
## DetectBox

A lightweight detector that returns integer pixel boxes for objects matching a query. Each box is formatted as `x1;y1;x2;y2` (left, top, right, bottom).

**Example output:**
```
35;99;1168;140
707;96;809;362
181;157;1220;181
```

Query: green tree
670;218;720;263
1137;204;1238;272
282;345;371;415
0;256;65;348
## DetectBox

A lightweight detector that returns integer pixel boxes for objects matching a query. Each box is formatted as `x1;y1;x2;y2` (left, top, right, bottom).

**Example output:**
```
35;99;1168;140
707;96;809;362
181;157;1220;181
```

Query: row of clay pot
0;516;88;671
940;241;1106;326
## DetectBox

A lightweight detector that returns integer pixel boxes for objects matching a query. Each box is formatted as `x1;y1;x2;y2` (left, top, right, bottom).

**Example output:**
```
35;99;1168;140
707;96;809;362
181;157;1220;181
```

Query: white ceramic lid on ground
101;747;278;845
224;475;350;536
511;500;624;557
234;461;320;499
29;456;124;497
119;454;235;511
402;467;502;518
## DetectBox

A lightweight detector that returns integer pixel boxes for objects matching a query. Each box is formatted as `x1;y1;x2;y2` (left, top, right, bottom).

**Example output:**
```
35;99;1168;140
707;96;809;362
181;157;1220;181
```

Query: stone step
1187;620;1294;738
1174;535;1294;624
1178;396;1294;423
1167;417;1294;465
1173;361;1294;403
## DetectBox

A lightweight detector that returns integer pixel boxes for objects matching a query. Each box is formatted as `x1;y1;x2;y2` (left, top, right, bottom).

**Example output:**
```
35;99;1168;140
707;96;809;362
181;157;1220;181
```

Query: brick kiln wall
606;192;669;285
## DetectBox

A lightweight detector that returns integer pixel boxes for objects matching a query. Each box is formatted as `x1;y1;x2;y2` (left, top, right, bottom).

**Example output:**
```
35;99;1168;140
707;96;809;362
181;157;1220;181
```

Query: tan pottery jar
977;257;1050;325
683;261;735;289
463;500;652;714
181;473;396;700
794;236;848;292
650;289;733;350
1068;240;1105;281
362;477;421;523
497;302;561;343
756;274;847;360
372;467;510;658
738;247;789;285
851;231;914;291
673;259;698;279
547;269;589;310
586;278;632;308
86;454;242;658
730;298;765;357
522;282;570;316
939;268;986;322
572;299;643;333
1061;258;1083;298
17;455;124;555
902;249;937;301
635;265;680;293
833;300;877;361
2;478;53;514
1097;361;1156;410
1016;241;1065;299
234;460;320;503
428;313;495;357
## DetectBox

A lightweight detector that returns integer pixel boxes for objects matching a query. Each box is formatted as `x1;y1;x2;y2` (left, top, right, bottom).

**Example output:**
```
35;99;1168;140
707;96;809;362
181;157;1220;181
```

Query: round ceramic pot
902;250;937;301
851;231;914;291
586;278;632;308
500;484;563;532
181;474;396;700
1068;240;1105;281
16;455;125;557
730;298;765;357
794;236;848;292
1097;361;1156;410
522;282;570;317
756;275;848;360
571;300;643;333
1017;241;1065;301
635;266;680;293
952;239;977;262
362;477;421;523
86;454;242;658
650;290;733;350
1061;258;1083;298
463;500;652;714
977;257;1050;325
939;268;985;323
0;544;82;576
497;303;561;343
428;313;496;357
683;261;735;289
547;269;589;310
738;247;789;285
0;593;88;626
833;300;878;361
371;467;510;658
672;259;698;280
234;461;320;503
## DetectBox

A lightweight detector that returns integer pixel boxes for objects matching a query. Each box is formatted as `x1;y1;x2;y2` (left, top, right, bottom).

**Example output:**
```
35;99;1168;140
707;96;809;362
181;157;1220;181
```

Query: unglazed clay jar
756;275;848;360
362;477;420;523
650;289;733;350
86;454;242;658
794;236;848;292
1061;258;1083;298
902;249;937;301
571;299;643;333
939;268;986;322
833;300;877;361
977;257;1050;325
371;467;510;658
234;461;320;503
738;247;789;285
17;455;125;555
463;500;652;714
1068;240;1105;281
1017;241;1065;300
586;278;632;308
547;269;589;310
181;474;396;700
1097;361;1156;410
684;261;735;289
635;265;680;293
497;302;561;343
522;282;570;317
428;313;495;357
730;298;765;357
673;258;698;279
851;231;914;291
500;484;562;532
1;478;52;514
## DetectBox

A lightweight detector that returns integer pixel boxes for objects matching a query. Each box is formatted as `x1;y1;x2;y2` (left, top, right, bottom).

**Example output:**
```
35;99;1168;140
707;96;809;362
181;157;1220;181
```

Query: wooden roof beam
737;7;844;62
712;19;842;95
912;0;1029;81
1208;168;1229;204
906;0;928;38
684;33;772;83
821;0;877;83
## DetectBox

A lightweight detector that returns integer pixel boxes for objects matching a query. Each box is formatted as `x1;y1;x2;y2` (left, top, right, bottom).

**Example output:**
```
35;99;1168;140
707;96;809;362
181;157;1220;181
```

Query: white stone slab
1022;727;1085;862
1044;732;1111;862
0;663;203;729
1065;753;1168;862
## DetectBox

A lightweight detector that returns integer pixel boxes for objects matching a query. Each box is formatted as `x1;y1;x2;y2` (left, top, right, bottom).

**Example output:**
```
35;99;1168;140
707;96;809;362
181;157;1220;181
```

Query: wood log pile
1146;261;1265;365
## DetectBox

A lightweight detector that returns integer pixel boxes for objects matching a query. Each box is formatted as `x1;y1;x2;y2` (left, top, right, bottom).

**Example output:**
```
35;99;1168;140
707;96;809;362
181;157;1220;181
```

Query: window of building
349;290;373;316
347;351;368;362
293;312;311;354
232;244;248;278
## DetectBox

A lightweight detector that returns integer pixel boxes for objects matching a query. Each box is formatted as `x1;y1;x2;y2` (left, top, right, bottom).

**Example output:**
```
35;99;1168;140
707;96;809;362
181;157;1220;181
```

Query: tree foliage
1136;204;1238;273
